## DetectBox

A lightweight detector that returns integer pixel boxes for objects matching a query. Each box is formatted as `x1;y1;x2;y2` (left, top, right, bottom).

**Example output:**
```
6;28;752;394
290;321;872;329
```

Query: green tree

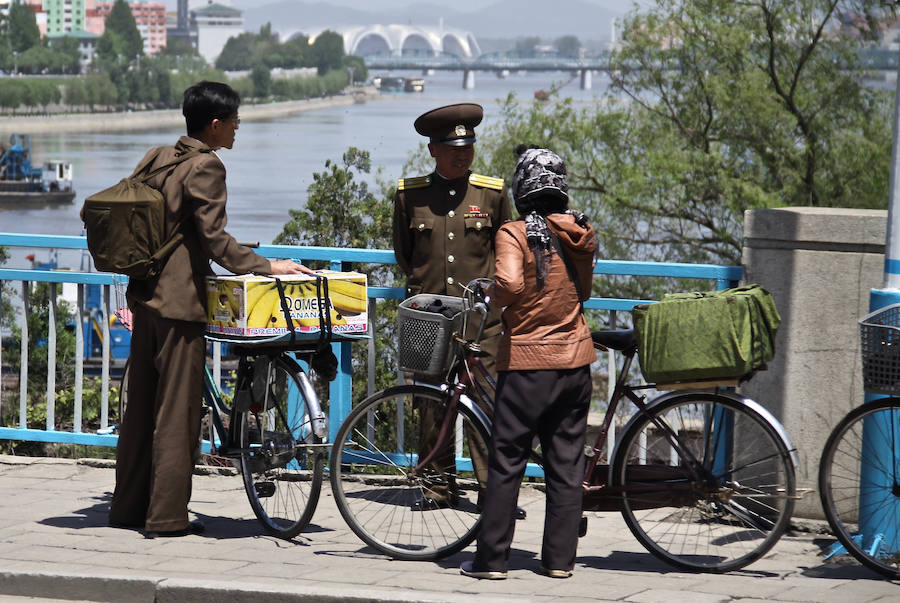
470;0;895;300
514;36;540;57
161;37;197;58
49;36;83;74
309;30;344;75
342;54;368;83
251;64;271;98
555;35;581;58
97;0;144;61
8;0;40;54
216;32;257;70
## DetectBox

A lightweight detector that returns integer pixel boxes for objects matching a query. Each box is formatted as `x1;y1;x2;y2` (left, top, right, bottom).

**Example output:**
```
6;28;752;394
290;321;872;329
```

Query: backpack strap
138;146;213;273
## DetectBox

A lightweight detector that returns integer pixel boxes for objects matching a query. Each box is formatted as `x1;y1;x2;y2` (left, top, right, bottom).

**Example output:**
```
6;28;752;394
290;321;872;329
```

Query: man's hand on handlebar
269;259;315;275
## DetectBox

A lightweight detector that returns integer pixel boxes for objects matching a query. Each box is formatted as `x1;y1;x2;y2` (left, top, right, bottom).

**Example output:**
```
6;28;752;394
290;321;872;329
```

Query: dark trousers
109;305;206;532
474;365;591;572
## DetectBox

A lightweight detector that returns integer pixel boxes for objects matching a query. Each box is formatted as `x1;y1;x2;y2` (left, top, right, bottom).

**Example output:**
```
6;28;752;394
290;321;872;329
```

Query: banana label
206;272;367;339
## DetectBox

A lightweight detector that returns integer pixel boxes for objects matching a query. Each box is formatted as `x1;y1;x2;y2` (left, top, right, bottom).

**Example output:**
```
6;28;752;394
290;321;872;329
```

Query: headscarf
512;148;585;288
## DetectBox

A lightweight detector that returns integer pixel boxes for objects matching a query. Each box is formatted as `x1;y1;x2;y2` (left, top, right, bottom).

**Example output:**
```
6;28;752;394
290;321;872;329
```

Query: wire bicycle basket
397;294;466;376
860;303;900;395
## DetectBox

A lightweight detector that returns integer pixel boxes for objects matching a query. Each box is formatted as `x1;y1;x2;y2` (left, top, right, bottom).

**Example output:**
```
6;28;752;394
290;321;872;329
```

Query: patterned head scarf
511;148;583;289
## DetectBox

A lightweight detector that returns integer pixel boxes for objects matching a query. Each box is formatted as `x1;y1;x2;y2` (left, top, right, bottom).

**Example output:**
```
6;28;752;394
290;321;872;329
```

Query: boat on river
0;134;75;203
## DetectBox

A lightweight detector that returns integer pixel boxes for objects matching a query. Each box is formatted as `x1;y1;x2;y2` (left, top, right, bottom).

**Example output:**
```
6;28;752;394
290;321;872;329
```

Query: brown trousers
109;305;206;532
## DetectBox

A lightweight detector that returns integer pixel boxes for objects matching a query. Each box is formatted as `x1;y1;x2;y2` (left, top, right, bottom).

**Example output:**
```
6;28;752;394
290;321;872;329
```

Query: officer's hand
269;259;314;275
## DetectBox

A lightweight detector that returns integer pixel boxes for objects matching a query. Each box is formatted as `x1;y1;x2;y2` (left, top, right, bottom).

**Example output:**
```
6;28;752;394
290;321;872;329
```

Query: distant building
191;1;243;64
42;0;86;36
48;28;99;68
166;0;197;51
93;1;167;55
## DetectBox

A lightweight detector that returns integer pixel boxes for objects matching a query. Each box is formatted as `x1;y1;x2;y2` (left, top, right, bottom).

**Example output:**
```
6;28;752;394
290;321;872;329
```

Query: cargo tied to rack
206;271;368;340
632;284;781;384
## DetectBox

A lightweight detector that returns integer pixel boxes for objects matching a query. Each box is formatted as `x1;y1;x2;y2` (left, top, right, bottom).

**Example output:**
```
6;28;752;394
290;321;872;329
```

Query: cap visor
440;136;476;147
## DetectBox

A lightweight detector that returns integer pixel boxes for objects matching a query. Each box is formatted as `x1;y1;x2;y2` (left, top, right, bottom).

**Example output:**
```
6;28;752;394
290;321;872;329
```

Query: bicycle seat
591;329;636;351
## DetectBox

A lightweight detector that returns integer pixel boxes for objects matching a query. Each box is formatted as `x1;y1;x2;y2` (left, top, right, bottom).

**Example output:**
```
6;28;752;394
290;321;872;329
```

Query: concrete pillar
580;69;592;90
741;207;886;519
463;69;475;90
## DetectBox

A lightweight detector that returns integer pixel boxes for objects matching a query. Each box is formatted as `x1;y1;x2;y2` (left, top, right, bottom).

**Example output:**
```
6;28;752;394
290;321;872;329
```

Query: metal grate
860;304;900;395
397;294;465;376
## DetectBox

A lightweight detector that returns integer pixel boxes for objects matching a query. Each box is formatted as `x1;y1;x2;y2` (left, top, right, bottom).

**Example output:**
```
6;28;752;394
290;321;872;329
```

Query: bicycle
329;278;799;572
108;276;334;540
818;303;900;578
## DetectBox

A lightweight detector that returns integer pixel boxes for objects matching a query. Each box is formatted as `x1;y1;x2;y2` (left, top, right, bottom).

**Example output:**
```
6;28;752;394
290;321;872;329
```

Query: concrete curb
0;570;529;603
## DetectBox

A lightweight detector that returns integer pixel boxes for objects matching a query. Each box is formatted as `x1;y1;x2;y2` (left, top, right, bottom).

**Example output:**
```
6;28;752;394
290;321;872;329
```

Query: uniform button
448;232;455;240
475;221;483;230
418;223;425;231
447;277;454;285
448;209;455;217
449;190;456;197
448;255;455;263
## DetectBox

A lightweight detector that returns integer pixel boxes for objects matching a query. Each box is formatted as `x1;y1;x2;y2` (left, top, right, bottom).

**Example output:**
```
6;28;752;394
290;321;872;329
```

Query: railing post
329;341;353;443
100;285;110;430
19;281;28;429
46;283;57;431
74;284;84;433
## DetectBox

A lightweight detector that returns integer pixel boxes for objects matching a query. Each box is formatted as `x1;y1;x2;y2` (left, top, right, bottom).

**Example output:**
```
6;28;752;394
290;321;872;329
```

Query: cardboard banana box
206;271;367;338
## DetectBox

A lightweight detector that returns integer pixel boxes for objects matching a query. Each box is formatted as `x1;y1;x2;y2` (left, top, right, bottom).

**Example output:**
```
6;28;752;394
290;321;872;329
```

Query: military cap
414;103;483;146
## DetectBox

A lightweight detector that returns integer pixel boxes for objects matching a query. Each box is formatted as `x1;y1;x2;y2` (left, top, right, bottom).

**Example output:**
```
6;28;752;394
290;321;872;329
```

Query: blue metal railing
0;232;742;449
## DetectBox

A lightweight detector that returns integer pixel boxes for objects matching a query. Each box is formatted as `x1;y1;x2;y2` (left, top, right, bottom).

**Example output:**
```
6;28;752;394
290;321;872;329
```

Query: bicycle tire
611;391;796;573
819;397;900;579
238;353;325;539
329;384;489;560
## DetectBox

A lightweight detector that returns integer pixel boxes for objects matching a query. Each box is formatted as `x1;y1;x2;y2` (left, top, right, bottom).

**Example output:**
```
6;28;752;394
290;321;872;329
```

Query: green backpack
80;146;209;279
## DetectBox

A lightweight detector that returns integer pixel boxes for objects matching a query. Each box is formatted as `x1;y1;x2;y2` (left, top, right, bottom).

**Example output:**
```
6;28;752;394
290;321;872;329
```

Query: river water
2;70;609;269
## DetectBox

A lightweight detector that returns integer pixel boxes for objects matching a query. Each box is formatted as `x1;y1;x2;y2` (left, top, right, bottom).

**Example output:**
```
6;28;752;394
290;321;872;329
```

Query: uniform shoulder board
397;175;431;191
468;173;504;191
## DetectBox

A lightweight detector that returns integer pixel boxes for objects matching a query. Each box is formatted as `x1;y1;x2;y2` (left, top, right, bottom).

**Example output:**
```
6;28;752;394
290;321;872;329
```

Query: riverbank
0;87;379;134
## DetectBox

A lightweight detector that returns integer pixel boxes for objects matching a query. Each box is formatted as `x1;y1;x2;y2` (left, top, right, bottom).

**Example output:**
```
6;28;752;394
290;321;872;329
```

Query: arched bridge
279;24;482;60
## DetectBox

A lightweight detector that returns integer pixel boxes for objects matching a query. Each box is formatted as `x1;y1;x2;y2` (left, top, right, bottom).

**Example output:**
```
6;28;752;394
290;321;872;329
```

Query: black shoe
144;519;205;539
514;506;527;520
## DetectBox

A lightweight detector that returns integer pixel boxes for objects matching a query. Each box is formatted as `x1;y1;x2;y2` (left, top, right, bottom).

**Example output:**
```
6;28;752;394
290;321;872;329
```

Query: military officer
393;102;512;511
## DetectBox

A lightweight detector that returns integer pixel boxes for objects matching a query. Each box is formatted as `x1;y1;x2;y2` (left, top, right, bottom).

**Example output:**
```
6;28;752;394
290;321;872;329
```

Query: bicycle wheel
329;384;489;560
237;353;325;539
611;392;796;572
819;397;900;579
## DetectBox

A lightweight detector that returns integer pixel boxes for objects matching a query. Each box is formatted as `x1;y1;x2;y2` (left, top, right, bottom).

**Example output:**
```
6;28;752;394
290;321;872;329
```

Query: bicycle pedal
255;481;276;498
578;515;588;537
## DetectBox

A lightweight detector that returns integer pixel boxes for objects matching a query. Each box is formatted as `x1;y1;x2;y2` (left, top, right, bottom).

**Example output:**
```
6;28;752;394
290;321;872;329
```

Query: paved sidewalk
0;455;896;603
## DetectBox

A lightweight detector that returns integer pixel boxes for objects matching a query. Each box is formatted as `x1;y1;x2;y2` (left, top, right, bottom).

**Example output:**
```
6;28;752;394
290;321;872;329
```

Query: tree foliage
310;30;345;75
97;0;144;61
480;0;894;281
8;0;40;54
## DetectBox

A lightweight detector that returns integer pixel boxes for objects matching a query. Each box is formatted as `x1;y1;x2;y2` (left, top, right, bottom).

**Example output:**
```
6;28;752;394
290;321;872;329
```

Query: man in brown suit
393;103;517;512
109;81;309;538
